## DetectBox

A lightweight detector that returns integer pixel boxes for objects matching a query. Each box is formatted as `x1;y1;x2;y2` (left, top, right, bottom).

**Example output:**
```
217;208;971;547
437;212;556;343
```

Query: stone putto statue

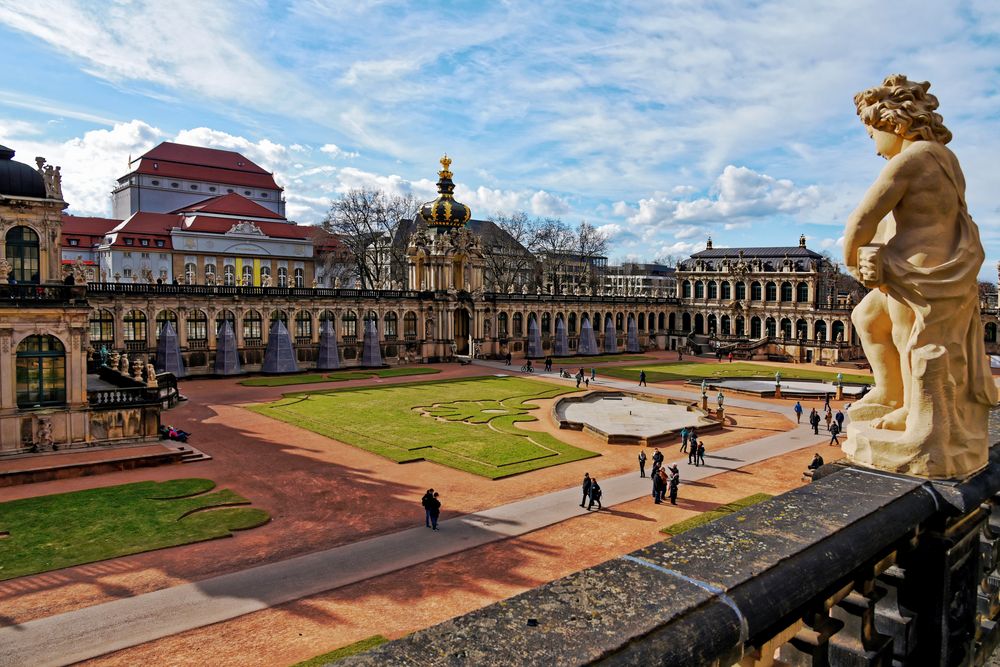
843;75;997;478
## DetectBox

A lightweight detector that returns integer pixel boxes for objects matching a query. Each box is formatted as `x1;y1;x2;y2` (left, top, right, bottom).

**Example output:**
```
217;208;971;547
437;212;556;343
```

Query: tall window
270;310;289;327
720;282;731;300
342;310;358;338
187;310;208;341
319;309;336;333
277;267;288;287
707;281;718;299
780;282;793;302
498;312;509;337
124;310;147;341
204;263;217;283
765;282;777;302
243;310;263;340
89;309;114;346
215;309;236;336
694;281;704;299
5;226;40;283
242;264;253;286
797;282;810;303
224;265;235;285
750;282;762;301
294;268;304;287
184;263;196;284
155;309;178;337
385;312;398;338
513;313;523;336
260;265;271;286
568;312;577;334
295;311;312;338
403;311;417;338
16;335;66;407
736;282;746;300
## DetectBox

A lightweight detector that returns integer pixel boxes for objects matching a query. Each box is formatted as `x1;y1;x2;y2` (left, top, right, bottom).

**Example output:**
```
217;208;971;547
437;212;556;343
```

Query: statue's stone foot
847;400;894;422
871;407;908;431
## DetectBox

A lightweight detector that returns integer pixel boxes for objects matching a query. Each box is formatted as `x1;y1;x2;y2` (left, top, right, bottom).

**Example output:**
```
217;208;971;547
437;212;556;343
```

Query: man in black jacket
668;465;680;505
587;478;602;510
580;473;592;507
421;489;435;528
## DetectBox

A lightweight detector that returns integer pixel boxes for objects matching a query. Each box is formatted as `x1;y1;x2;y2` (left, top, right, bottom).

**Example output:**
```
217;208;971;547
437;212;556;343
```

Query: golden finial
440;154;451;171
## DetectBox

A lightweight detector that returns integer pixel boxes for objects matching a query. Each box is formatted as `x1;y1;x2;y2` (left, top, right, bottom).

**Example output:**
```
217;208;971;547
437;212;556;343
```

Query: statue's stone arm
842;157;910;278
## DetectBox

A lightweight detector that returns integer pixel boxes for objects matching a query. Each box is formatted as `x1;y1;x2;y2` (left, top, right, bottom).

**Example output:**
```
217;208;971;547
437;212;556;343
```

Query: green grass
0;479;269;581
248;377;598;478
661;493;772;536
601;362;874;385
291;635;389;666
239;367;441;387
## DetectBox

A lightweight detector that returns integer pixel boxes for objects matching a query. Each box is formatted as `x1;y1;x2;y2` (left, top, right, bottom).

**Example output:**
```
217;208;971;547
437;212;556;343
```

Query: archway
454;308;471;355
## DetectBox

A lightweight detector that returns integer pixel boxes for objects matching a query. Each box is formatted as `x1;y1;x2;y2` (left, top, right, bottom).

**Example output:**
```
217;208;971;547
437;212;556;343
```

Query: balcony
344;453;1000;666
0;283;88;306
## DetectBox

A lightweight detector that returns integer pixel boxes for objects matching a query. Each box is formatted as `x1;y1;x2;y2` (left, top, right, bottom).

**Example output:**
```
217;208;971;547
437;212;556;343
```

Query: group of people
574;367;596;389
158;425;190;442
714;350;735;363
580;473;603;510
680;427;706;466
651;463;680;505
794;400;846;445
421;489;442;530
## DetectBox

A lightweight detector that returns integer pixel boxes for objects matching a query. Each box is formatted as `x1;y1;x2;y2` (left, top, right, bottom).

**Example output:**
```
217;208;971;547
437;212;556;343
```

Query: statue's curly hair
854;74;952;144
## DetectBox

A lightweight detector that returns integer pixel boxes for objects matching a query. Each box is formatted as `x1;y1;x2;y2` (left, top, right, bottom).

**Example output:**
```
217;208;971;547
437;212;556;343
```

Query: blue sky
1;0;999;279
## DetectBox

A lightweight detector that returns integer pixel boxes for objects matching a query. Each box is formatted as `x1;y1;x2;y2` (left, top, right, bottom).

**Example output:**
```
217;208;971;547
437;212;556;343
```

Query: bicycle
520;364;534;373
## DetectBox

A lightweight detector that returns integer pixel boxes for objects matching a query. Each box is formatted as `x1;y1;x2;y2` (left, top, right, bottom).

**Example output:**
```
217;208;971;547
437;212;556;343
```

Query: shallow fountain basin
700;378;868;398
553;391;718;446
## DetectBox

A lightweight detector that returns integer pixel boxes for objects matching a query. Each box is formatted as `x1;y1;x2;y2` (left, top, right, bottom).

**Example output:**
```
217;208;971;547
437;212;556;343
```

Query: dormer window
68;238;79;246
151;180;160;186
140;239;149;247
125;238;134;246
155;240;165;248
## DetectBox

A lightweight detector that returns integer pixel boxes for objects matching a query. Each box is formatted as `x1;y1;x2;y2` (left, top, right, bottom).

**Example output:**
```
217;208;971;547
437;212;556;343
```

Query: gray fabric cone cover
527;316;543;358
361;318;383;367
155;321;185;377
316;319;340;370
603;316;618;353
262;320;300;373
578;317;598;355
626;315;640;353
214;321;242;375
554;316;569;356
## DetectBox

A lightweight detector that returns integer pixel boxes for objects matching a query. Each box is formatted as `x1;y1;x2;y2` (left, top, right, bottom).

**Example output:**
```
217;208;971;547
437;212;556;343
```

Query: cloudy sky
1;0;998;279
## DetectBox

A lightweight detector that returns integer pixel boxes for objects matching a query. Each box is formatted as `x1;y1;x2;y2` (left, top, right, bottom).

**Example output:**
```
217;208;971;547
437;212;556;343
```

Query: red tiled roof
139;142;270;174
106;212;178;249
132;160;280;190
61;214;121;248
171;192;284;219
181;216;312;240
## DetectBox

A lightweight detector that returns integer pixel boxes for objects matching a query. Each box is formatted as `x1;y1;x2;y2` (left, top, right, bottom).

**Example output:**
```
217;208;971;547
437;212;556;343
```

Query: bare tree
481;211;540;292
651;254;683;268
574;221;609;289
533;217;575;291
322;189;418;289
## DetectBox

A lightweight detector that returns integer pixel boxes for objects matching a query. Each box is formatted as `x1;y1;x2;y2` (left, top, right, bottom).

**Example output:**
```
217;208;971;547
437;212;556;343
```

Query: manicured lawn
0;479;269;581
661;493;772;536
291;635;388;666
240;367;441;387
248;377;598;478
602;362;874;385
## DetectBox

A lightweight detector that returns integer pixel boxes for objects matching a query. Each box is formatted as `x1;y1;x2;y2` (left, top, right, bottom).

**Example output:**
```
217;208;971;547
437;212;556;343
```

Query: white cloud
819;236;844;250
320;143;359;159
529;190;570;216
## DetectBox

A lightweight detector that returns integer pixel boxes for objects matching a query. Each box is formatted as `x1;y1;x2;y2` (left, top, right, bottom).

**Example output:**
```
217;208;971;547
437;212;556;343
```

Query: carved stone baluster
778;606;843;667
874;564;918;663
827;575;893;665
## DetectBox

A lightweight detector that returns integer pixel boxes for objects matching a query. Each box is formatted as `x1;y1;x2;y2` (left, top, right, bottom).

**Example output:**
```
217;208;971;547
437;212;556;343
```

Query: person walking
678;349;683;361
728;351;734;363
584;377;590;389
667;464;680;505
505;352;512;366
809;408;820;435
587;478;602;510
697;441;706;466
680;427;689;453
638;449;647;477
793;401;803;424
688;433;698;465
427;492;442;530
421;488;435;528
580;473;592;507
824;393;831;411
652;469;664;504
576;372;581;389
829;421;841;446
591;368;596;381
824;408;833;432
638;370;647;387
835;409;845;430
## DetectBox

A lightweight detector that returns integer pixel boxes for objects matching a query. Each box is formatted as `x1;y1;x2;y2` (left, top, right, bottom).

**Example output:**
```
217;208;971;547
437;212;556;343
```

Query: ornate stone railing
488;292;678;305
0;283;87;305
86;282;422;299
88;386;160;408
340;455;1000;666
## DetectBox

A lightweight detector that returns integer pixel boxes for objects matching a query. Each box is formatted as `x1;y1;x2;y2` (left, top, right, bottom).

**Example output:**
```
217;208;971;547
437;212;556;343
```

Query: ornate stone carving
843;75;998;479
36;416;54;451
146;363;158;388
226;221;266;236
34;157;63;199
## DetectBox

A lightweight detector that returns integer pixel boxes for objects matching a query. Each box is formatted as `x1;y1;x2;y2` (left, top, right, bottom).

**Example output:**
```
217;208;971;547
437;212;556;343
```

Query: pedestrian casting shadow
681;480;716;488
591;508;655;522
692;464;753;474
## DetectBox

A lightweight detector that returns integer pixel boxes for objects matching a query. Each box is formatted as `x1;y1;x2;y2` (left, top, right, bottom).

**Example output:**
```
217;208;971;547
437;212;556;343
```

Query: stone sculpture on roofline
843;74;998;479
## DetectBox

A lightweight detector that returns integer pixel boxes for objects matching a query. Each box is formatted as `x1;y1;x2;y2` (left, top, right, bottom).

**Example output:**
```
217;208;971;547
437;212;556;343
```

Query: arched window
184;262;196;285
682;281;691;298
682;312;692;332
721;315;731;335
155;309;178;337
707;314;717;334
765;317;776;337
270;310;289;327
707;281;718;299
223;265;236;286
780;318;791;337
260;265;271;286
780;282;793;302
541;312;551;334
796;282;810;303
318;309;336;328
735;282;746;300
277;267;288;287
363;311;378;332
615;312;624;330
513;312;524;336
187;310;208;341
638;313;646;331
986;323;998;344
658;312;665;330
568;312;577;334
694;281;704;299
384;312;398;338
241;264;253;286
295;311;312;339
403;311;417;338
215;309;236;335
750;316;761;338
342;310;358;338
720;282;731;300
5;226;40;283
243;310;263;341
750;282;762;301
294;268;304;287
832;320;845;342
815;320;827;342
89;309;114;346
765;282;777;302
498;312;509;337
16;335;65;407
795;318;807;338
735;316;745;336
204;263;217;284
124;310;147;342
